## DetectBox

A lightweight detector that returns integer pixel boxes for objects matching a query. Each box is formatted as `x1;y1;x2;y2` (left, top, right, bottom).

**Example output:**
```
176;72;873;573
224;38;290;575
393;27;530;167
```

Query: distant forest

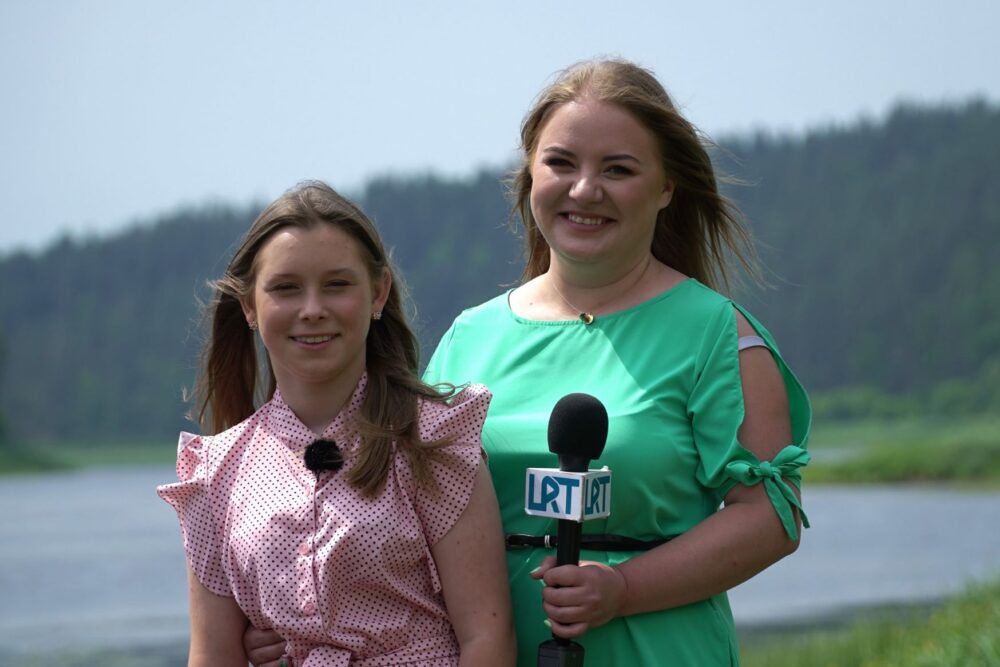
1;99;998;442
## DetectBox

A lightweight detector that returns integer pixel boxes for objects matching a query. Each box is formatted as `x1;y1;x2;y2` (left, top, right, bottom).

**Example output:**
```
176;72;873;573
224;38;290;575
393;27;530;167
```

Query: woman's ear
240;297;257;329
372;268;392;315
658;178;675;210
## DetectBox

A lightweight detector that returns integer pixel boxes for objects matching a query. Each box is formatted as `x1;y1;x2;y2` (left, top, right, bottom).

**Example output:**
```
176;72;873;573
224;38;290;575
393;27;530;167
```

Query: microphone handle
556;518;582;567
556;452;588;567
537;518;587;665
538;448;598;666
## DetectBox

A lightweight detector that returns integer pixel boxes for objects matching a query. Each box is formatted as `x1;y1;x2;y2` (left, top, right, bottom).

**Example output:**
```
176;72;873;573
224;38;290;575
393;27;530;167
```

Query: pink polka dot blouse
157;374;492;667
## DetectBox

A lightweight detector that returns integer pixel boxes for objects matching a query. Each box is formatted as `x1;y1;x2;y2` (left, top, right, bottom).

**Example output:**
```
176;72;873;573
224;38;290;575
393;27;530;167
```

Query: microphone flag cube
524;468;612;522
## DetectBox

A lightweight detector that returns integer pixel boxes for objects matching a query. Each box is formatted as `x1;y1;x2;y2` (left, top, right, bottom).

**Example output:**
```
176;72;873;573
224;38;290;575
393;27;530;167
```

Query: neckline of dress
504;277;695;327
267;374;367;453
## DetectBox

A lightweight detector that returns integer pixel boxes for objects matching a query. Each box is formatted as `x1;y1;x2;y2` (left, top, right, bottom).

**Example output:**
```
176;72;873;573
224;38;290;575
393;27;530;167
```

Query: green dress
423;278;811;666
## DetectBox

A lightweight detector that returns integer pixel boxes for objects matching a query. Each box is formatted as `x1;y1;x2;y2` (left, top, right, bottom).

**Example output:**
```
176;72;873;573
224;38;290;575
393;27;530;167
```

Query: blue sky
1;0;997;253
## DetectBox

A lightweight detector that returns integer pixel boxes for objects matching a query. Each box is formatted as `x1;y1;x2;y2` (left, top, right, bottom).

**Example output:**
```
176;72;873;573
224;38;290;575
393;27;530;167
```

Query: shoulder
448;291;512;328
676;280;775;339
416;384;492;444
676;279;736;314
658;280;740;345
174;406;268;481
423;293;512;384
407;387;490;544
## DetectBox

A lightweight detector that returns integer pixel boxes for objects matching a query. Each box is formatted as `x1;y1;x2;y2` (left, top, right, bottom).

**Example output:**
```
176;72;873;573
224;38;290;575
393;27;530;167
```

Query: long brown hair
194;181;453;496
510;58;758;292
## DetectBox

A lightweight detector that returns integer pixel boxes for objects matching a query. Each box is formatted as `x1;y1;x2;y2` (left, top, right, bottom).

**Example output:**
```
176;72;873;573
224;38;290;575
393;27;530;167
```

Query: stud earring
248;320;258;331
372;311;382;321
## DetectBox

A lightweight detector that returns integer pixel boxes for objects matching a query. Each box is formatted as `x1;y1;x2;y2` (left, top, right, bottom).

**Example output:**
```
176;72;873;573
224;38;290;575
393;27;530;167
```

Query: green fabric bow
725;445;811;541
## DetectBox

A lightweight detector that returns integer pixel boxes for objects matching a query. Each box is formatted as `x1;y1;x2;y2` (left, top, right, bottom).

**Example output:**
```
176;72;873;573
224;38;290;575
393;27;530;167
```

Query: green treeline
728;99;1000;396
0;99;997;442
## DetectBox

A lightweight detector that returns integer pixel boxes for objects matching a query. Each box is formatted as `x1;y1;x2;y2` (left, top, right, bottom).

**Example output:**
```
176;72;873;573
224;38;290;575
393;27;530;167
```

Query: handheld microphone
547;393;608;567
533;393;609;667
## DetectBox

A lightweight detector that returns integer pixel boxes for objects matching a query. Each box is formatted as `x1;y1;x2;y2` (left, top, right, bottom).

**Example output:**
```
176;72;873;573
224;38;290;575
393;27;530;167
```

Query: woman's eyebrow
540;146;640;163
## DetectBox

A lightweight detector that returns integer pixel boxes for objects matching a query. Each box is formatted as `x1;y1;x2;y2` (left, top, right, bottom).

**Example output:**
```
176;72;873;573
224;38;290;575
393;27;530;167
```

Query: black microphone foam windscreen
547;393;609;461
304;439;344;473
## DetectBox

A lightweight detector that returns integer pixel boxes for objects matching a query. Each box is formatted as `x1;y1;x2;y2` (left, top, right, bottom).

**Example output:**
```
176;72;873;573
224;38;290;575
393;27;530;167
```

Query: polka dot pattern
157;374;492;666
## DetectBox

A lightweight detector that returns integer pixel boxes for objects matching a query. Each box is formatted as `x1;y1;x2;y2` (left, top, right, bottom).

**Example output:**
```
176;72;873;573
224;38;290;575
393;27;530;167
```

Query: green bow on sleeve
725;445;811;541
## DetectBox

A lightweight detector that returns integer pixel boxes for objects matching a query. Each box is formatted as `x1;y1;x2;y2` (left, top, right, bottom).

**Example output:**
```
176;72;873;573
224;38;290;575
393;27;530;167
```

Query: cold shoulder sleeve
689;303;812;540
409;384;492;546
156;432;231;596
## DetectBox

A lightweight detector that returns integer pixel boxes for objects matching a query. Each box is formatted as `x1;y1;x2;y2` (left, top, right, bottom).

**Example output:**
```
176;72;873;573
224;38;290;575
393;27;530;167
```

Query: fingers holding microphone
532;556;628;639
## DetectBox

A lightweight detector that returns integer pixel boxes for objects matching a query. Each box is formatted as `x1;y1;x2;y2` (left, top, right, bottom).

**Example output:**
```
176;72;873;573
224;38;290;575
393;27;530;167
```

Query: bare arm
431;463;517;666
187;565;250;667
536;309;801;637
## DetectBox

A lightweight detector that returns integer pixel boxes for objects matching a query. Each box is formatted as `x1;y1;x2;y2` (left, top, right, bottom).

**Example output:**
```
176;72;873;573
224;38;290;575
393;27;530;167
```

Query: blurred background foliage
1;98;998;443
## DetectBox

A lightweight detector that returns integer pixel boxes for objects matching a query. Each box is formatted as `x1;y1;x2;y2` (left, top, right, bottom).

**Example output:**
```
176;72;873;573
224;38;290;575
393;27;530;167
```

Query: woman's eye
267;283;297;292
542;157;573;169
607;164;634;176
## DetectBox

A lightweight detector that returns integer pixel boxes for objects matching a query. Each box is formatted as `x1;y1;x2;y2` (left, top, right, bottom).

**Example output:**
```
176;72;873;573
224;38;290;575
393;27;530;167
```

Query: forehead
255;224;367;272
537;99;658;154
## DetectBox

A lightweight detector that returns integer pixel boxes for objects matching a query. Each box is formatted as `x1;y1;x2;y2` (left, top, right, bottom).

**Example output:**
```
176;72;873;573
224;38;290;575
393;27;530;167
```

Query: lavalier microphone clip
304;439;344;473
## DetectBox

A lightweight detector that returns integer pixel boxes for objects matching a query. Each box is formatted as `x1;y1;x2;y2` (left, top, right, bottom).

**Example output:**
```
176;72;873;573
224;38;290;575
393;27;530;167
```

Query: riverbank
0;441;170;475
804;415;1000;489
6;415;999;487
740;577;1000;666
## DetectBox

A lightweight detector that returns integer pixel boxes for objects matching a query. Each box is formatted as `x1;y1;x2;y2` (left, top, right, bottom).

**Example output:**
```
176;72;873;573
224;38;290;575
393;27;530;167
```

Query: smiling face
241;223;390;400
528;98;674;277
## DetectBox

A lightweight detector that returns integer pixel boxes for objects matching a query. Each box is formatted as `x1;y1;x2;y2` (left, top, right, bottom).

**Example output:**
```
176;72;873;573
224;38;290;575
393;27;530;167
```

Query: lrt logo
524;468;612;522
527;475;580;515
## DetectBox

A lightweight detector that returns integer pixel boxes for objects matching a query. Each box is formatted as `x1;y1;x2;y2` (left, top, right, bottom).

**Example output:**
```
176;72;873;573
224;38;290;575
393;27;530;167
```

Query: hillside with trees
1;99;997;442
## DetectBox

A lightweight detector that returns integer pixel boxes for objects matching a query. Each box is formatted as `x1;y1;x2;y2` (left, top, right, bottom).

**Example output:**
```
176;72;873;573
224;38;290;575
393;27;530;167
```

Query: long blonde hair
194;181;453;495
511;58;758;291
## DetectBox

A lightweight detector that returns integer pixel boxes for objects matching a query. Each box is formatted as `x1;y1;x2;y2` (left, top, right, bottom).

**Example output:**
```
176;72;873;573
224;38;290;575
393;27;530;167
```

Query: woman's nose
299;289;328;320
569;174;603;203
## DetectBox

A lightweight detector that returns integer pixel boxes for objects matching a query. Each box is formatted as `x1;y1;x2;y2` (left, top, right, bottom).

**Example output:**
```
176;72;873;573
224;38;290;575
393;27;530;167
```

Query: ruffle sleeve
409;384;492;546
689;302;812;541
155;432;231;596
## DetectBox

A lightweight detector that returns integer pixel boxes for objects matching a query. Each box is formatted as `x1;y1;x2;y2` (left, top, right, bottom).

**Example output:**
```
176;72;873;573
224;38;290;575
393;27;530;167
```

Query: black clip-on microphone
304;439;344;473
537;393;609;667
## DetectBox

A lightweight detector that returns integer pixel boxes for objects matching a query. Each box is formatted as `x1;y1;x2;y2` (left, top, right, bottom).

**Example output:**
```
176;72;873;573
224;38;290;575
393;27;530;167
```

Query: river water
1;466;999;663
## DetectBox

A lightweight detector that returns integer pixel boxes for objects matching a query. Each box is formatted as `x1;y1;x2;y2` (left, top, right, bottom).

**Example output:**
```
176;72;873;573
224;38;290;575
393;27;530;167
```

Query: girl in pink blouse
157;181;515;667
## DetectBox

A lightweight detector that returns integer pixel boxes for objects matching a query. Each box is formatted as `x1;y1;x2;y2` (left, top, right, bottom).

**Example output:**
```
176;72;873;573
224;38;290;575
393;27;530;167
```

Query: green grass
809;415;1000;450
0;443;71;474
741;577;1000;667
807;415;1000;488
0;439;175;474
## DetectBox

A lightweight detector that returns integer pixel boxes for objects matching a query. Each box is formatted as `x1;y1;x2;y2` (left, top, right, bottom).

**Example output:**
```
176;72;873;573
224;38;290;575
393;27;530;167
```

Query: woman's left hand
530;556;628;639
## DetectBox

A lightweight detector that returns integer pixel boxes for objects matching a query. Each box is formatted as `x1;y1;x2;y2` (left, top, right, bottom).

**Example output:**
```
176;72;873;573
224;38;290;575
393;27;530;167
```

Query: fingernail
543;619;551;628
530;567;541;576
